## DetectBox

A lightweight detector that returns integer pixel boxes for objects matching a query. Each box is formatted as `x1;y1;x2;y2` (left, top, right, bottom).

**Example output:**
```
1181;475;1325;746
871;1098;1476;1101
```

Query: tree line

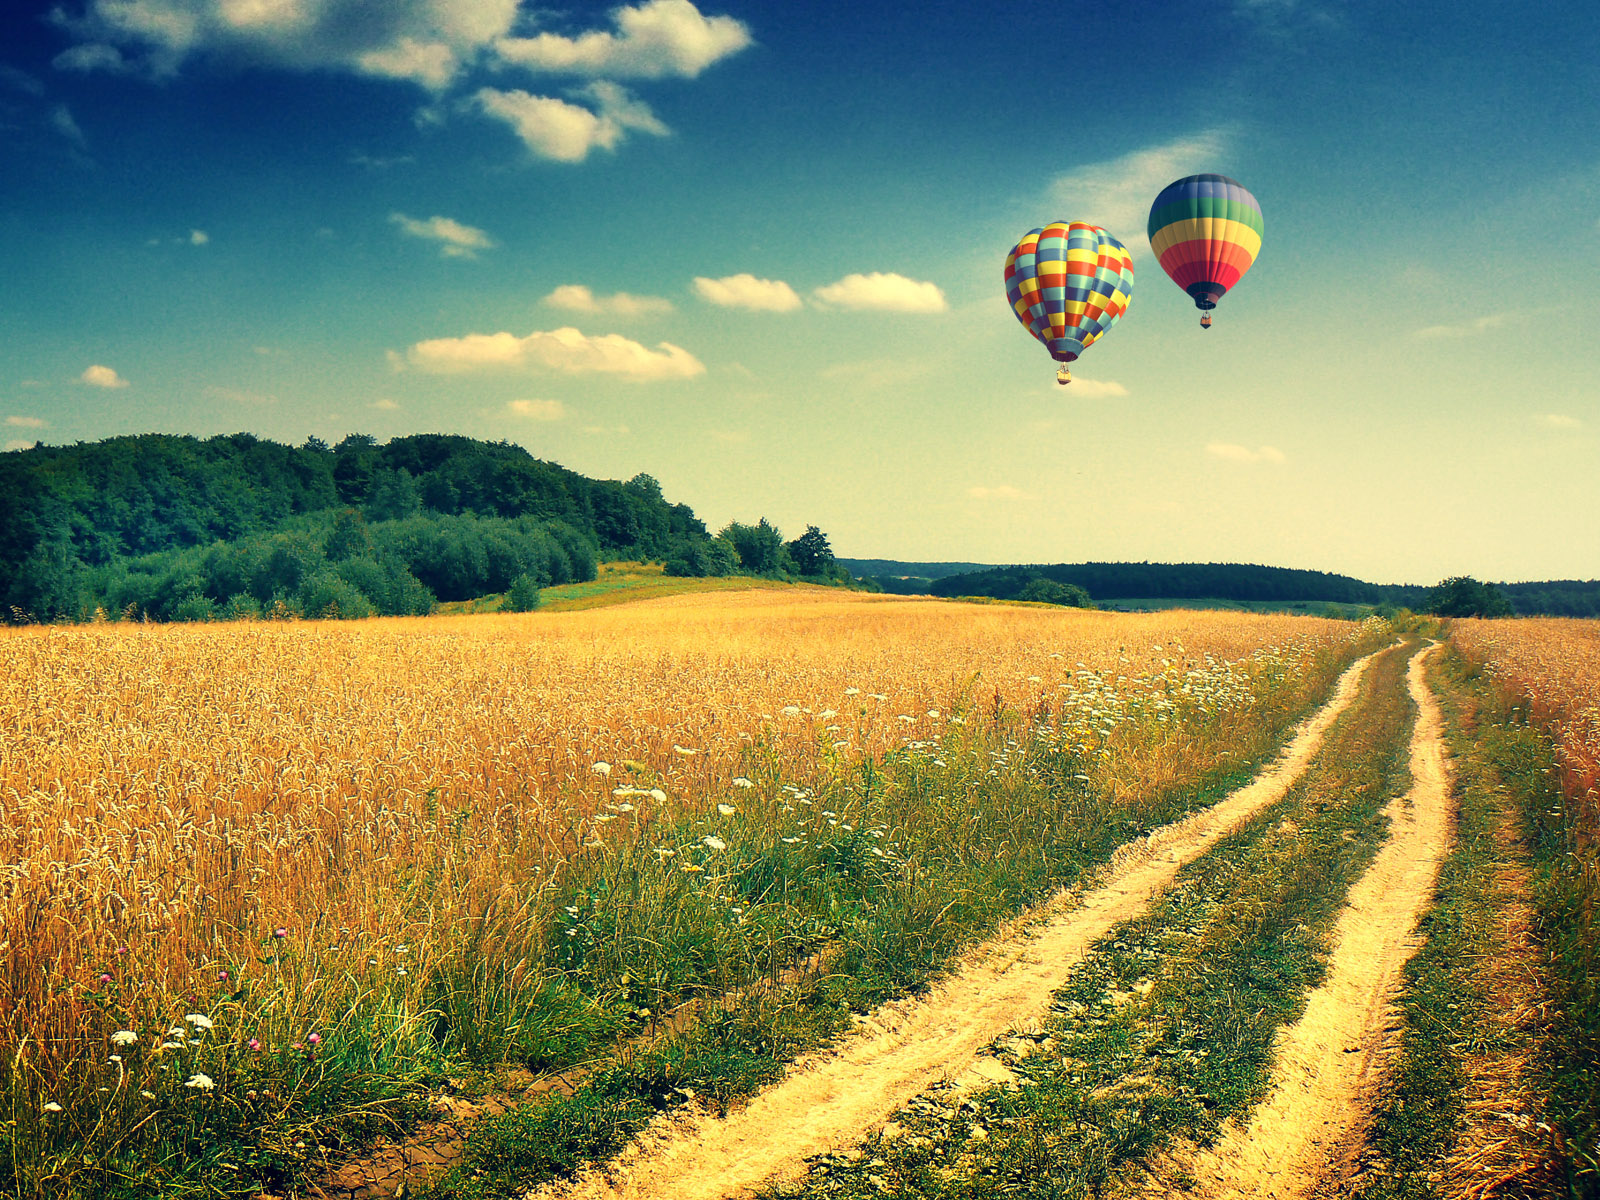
0;433;851;622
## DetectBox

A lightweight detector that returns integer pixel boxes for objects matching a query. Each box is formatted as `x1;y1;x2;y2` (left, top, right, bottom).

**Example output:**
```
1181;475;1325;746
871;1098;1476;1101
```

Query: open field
6;599;1595;1200
0;594;1370;1197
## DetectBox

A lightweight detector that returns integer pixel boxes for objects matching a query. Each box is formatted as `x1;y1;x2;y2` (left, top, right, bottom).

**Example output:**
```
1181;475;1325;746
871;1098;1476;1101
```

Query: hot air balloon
1004;222;1134;385
1146;175;1262;329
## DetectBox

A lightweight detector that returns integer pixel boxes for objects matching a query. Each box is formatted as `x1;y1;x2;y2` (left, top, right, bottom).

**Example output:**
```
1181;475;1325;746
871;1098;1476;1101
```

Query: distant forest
908;562;1600;618
0;433;845;622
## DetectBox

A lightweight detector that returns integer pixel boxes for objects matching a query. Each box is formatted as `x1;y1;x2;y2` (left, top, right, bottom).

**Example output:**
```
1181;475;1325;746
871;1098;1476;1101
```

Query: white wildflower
43;1101;63;1113
185;1014;213;1031
111;1030;138;1047
184;1074;215;1091
732;777;754;788
591;762;611;776
717;803;737;816
702;835;728;852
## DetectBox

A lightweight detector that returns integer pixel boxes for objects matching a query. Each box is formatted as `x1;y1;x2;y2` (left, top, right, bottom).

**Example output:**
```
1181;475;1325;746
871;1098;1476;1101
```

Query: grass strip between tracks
1345;647;1587;1200
757;640;1423;1200
413;643;1380;1200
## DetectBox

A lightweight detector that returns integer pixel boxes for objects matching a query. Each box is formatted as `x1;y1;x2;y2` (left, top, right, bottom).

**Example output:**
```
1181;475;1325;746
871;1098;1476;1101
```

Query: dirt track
1153;643;1454;1199
525;652;1381;1200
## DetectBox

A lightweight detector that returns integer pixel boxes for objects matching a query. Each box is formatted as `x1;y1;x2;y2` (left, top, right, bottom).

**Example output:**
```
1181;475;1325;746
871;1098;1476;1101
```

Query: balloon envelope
1147;175;1263;310
1004;222;1134;364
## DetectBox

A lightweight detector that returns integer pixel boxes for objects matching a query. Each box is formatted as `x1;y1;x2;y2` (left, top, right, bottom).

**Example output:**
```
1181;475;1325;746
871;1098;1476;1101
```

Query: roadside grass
414;638;1388;1200
758;641;1421;1200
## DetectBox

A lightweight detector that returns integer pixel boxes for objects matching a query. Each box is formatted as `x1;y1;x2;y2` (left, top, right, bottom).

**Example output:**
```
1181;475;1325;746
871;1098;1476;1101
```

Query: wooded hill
0;433;818;622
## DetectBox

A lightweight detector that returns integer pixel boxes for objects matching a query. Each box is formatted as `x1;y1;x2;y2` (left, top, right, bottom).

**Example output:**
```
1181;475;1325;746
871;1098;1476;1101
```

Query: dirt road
526;652;1381;1200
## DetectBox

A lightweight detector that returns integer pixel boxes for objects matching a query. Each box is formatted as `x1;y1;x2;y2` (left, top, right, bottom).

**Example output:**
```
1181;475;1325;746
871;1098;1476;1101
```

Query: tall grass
0;594;1373;1196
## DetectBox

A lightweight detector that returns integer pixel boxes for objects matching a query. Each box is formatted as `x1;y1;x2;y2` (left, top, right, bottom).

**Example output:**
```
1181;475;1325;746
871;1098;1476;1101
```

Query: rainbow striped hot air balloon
1004;222;1134;385
1147;175;1263;329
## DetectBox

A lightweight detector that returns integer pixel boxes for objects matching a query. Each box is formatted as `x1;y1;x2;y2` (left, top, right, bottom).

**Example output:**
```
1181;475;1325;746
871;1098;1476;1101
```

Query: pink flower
306;1032;321;1045
272;927;287;939
248;1038;260;1052
217;970;229;982
98;973;112;984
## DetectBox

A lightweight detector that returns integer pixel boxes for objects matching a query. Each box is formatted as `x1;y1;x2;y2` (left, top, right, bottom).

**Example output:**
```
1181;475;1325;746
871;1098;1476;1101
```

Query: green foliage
785;525;836;577
1017;575;1094;607
1426;575;1513;618
664;538;739;578
719;519;785;575
505;573;542;612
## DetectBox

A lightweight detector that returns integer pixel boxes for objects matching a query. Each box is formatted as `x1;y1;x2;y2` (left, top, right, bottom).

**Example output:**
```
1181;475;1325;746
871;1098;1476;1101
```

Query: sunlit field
0;593;1373;1196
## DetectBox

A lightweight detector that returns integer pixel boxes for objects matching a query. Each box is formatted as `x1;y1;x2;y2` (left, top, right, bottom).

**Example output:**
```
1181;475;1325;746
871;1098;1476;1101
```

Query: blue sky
3;0;1597;584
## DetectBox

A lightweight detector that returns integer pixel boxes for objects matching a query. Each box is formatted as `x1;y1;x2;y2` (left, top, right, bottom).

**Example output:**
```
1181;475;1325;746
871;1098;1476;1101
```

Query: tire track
1152;643;1454;1200
525;650;1382;1200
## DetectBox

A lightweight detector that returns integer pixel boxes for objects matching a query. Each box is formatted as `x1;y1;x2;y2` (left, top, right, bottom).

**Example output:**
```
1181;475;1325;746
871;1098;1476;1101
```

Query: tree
785;525;835;576
1018;576;1093;608
364;469;421;522
1426;576;1512;618
719;519;784;574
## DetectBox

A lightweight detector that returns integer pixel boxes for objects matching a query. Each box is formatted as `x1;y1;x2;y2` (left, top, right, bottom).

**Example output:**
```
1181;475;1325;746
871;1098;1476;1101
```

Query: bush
506;573;542;612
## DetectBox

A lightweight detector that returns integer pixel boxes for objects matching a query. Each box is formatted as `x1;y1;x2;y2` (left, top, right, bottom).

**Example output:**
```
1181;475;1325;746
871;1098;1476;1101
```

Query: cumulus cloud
493;0;752;79
811;272;947;313
693;274;802;312
189;228;209;245
80;364;128;388
507;398;565;420
474;83;666;160
1413;314;1508;339
6;416;47;428
1049;129;1231;242
967;485;1030;500
50;0;521;87
1062;378;1129;399
544;284;673;315
406;325;704;381
390;211;494;257
1206;442;1285;464
1535;413;1582;430
369;397;400;410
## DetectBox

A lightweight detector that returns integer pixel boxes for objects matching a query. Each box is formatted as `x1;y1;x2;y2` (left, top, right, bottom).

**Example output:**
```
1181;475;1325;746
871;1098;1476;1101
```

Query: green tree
719;519;784;574
785;525;835;576
505;573;542;612
1426;576;1512;618
324;508;374;562
1018;576;1093;608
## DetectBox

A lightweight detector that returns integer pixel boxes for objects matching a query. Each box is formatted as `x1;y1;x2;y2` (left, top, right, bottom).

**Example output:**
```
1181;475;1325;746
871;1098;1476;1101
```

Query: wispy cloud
79;364;129;388
51;105;88;148
1535;413;1583;430
369;398;400;411
406;325;704;381
5;416;47;428
391;212;494;257
474;83;667;161
812;272;947;313
507;398;566;420
1206;442;1286;464
693;274;802;312
1065;379;1129;399
493;0;752;80
50;0;524;88
1048;129;1232;243
544;284;674;316
1413;314;1509;339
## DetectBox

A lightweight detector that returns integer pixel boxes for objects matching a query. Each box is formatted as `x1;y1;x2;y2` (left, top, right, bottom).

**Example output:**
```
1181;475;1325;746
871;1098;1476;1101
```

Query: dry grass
0;592;1363;1194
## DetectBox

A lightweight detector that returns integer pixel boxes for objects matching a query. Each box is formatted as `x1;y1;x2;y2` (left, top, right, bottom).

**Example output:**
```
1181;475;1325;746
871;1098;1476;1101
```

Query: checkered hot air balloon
1147;174;1263;329
1004;222;1134;385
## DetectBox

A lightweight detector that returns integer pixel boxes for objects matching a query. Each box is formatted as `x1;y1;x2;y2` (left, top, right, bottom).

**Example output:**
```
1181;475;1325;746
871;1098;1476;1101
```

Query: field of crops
0;592;1373;1195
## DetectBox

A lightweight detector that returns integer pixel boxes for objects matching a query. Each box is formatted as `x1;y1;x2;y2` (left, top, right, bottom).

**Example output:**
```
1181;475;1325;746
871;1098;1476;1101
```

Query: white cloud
189;229;209;245
474;84;667;161
493;0;752;80
1535;413;1582;430
1414;314;1508;339
811;272;947;313
80;364;129;388
1049;129;1231;243
6;416;47;428
369;397;400;410
1206;442;1286;464
5;440;39;452
544;284;673;316
693;274;802;312
507;398;566;420
390;211;494;257
967;485;1031;501
51;105;88;147
406;325;704;381
1062;378;1129;399
51;0;521;88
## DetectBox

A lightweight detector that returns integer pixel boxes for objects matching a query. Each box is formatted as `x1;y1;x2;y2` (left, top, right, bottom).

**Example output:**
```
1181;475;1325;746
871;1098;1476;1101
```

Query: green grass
437;562;843;616
413;638;1386;1200
759;641;1423;1200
